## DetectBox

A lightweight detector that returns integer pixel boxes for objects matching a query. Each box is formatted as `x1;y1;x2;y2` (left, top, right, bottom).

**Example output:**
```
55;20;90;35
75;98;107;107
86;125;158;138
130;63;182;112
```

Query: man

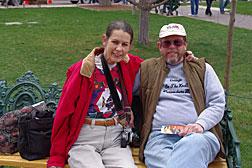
189;0;199;16
219;0;230;14
205;0;213;16
135;23;226;167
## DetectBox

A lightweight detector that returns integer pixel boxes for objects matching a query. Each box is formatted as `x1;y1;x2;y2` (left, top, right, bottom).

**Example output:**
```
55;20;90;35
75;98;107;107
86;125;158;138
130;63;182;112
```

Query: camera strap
101;53;124;117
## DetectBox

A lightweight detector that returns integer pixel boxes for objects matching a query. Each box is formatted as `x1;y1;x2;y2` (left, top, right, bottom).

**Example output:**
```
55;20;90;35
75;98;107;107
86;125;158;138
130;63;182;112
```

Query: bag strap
31;106;53;119
101;53;123;111
31;106;39;119
117;63;132;124
118;63;130;109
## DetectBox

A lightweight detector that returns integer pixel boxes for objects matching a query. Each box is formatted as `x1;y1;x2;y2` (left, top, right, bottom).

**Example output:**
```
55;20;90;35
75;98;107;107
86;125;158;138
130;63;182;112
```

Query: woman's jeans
190;0;199;15
144;131;220;168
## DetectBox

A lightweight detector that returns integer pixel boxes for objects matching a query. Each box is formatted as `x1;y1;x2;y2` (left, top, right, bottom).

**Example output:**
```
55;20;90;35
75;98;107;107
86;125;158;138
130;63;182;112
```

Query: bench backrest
0;71;62;116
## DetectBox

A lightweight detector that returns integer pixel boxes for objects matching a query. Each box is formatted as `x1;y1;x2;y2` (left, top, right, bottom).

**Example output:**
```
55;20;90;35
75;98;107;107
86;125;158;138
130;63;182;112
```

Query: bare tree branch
151;0;169;9
149;0;161;5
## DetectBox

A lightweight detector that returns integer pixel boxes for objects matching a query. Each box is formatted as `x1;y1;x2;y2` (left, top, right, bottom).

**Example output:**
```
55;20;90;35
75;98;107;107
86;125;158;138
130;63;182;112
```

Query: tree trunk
127;0;167;45
224;0;237;106
99;0;111;6
138;8;150;45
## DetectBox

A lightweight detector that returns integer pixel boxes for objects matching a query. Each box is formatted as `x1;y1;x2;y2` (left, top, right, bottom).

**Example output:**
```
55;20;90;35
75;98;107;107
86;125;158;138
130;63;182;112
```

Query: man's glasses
161;39;184;48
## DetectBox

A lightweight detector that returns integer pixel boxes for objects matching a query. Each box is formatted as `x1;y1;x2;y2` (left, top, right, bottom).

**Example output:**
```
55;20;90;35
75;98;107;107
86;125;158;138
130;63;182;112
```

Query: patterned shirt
87;56;122;119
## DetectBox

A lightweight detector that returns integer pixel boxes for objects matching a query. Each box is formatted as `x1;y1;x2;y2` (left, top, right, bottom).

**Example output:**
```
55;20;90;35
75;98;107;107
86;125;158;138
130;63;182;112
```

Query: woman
47;20;196;168
47;20;143;168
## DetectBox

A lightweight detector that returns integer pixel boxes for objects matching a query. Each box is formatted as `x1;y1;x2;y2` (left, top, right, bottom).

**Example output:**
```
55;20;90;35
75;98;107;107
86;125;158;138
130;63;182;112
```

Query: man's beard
166;53;183;65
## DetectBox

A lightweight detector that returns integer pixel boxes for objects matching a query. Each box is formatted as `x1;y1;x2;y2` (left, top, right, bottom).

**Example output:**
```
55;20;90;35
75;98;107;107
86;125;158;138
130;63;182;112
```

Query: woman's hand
124;111;135;128
185;51;198;62
129;110;135;128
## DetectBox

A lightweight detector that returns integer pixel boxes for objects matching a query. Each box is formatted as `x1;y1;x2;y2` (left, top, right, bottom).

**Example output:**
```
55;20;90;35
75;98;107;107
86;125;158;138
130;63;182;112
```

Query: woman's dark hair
106;20;134;44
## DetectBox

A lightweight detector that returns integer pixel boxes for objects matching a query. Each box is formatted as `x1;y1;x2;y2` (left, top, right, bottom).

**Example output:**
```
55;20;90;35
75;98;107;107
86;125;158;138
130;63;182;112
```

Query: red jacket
47;47;143;167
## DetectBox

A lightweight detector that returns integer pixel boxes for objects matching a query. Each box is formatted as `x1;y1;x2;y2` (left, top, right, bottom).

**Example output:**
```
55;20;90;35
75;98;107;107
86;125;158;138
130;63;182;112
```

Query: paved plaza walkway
1;1;251;30
175;5;252;30
150;3;252;30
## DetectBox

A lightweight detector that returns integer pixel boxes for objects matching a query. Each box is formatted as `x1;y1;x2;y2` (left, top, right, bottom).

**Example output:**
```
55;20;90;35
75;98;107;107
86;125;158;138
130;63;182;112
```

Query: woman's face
102;29;132;65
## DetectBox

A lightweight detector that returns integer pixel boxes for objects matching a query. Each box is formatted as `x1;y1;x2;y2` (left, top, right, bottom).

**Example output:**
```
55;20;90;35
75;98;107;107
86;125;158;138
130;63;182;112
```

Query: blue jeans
219;0;230;13
190;0;199;15
163;4;167;13
144;131;220;168
122;0;128;4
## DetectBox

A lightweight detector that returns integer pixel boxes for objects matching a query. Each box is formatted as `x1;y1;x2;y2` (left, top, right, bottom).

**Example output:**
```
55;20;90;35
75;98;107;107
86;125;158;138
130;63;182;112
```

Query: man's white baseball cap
159;23;187;38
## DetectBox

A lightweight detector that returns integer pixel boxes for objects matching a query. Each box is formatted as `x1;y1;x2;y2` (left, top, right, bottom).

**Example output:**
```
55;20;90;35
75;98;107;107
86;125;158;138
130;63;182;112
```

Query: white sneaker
188;13;196;16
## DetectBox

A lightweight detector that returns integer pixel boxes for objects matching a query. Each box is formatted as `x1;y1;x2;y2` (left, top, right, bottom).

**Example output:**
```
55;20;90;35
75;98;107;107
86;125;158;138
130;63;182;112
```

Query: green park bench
0;71;241;168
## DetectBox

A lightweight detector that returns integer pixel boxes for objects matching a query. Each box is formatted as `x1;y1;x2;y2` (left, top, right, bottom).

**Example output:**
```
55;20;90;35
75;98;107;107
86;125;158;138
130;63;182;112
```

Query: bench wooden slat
0;153;71;168
131;147;141;156
0;153;48;168
0;149;228;168
208;157;228;168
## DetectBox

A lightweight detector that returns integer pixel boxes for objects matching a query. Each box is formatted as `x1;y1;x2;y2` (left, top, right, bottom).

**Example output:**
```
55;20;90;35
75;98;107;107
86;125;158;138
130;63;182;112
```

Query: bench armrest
221;108;241;168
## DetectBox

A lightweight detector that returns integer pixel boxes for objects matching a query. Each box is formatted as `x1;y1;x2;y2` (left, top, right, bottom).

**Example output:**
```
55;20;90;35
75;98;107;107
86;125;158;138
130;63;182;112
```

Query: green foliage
0;7;251;167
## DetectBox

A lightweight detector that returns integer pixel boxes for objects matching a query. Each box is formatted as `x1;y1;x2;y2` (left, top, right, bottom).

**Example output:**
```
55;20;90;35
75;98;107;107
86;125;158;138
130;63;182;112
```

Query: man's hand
178;123;204;136
185;51;198;62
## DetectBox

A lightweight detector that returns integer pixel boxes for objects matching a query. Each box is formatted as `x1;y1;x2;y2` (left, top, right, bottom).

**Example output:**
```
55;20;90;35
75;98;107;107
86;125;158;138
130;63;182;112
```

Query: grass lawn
182;1;252;16
0;7;251;167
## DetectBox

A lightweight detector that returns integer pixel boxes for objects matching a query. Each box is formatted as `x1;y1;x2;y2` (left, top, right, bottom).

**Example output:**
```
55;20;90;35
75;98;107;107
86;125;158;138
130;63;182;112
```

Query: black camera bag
18;107;54;161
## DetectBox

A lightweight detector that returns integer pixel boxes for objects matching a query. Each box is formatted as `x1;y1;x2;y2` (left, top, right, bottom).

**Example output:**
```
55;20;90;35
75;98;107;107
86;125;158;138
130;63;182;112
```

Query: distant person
1;0;15;6
154;0;168;15
205;0;213;16
189;0;199;16
122;0;128;5
162;3;168;14
219;0;230;14
167;0;180;16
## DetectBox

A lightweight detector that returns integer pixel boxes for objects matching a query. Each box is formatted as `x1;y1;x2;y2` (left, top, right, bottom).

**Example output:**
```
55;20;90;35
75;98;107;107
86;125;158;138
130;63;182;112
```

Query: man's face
102;29;132;65
158;35;187;65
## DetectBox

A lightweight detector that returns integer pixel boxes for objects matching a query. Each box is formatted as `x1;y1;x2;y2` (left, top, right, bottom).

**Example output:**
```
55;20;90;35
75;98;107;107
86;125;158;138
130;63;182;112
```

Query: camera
121;126;140;148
